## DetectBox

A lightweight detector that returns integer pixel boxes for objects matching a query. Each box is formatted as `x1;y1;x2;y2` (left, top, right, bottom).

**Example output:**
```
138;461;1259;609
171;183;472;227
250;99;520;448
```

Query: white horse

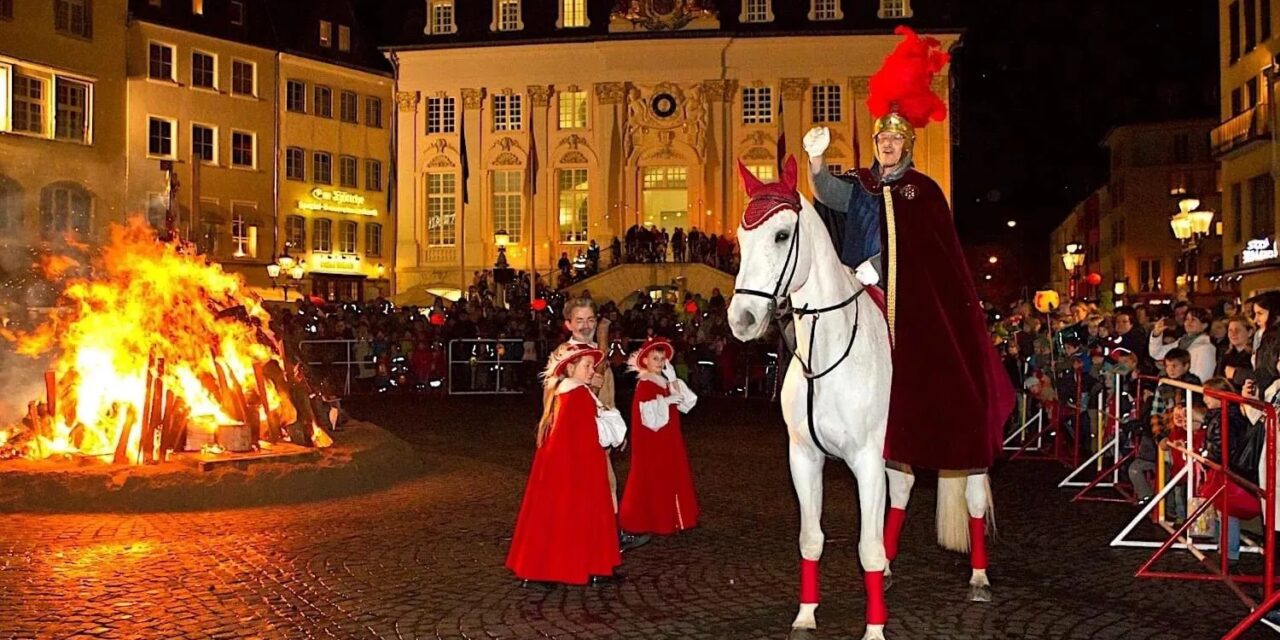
728;157;893;640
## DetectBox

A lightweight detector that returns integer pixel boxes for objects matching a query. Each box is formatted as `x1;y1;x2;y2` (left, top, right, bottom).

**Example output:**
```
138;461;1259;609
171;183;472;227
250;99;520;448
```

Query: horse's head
729;155;810;342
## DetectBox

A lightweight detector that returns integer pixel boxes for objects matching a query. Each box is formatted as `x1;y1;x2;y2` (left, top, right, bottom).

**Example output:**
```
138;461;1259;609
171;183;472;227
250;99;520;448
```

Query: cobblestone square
0;395;1269;639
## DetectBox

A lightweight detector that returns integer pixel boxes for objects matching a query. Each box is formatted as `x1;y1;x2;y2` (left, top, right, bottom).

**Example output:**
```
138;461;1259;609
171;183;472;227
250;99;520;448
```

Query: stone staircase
558;263;736;303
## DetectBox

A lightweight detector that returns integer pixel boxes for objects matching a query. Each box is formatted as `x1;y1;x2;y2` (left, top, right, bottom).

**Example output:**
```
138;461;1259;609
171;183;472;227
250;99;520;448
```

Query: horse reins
734;204;866;459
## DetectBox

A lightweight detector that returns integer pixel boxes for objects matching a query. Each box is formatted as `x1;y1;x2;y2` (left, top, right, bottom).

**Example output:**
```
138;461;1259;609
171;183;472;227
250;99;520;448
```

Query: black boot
619;532;653;552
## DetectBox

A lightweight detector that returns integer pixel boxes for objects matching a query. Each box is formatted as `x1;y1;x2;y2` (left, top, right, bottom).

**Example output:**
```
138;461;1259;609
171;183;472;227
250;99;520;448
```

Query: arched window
40;181;91;237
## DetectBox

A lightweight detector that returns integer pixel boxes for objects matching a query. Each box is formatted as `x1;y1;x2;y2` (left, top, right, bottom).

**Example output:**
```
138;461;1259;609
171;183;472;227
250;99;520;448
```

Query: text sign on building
299;188;378;216
1243;238;1278;264
316;259;359;271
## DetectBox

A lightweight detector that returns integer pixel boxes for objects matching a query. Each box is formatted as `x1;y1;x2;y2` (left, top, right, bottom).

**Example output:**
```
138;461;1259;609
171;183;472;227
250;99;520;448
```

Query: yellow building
384;1;958;298
1217;0;1280;296
278;53;393;302
0;0;128;306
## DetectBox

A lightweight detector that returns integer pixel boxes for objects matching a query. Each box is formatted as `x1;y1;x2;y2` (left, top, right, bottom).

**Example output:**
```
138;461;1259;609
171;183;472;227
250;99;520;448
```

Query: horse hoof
787;628;818;640
968;584;992;602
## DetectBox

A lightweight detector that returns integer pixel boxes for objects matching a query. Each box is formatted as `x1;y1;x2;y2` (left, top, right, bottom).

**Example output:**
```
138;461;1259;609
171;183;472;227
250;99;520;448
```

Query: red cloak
619;378;700;534
853;168;1015;470
506;384;621;584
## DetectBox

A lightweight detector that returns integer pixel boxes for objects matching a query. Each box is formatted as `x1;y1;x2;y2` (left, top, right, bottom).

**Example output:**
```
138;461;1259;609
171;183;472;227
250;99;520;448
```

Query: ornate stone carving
560;134;589;150
701;79;738;102
560;151;589;164
684;83;708;160
461;88;484;110
742;130;771;147
612;0;718;31
396;91;420;112
427;155;456;168
494;137;519;152
850;76;871;95
595;82;626;105
742;146;773;161
528;85;552;107
493;152;522;167
780;78;810;101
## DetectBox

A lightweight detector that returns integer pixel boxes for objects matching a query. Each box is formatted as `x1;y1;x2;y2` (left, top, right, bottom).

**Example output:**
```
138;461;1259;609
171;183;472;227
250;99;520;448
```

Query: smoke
0;335;50;425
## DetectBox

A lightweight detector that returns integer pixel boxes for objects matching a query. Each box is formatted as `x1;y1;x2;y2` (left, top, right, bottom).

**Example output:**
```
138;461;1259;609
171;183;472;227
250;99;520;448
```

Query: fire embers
0;218;327;464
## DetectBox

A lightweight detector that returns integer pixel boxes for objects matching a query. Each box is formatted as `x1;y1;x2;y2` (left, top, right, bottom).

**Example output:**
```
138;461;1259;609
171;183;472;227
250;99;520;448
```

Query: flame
2;218;299;464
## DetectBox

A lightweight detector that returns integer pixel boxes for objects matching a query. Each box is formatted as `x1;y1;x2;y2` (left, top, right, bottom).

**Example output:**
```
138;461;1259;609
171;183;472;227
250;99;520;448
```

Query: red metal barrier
1010;368;1085;469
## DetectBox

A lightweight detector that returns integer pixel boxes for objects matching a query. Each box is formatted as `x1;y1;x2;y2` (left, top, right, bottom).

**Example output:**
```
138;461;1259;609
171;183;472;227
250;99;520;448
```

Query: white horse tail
935;474;970;553
984;474;996;536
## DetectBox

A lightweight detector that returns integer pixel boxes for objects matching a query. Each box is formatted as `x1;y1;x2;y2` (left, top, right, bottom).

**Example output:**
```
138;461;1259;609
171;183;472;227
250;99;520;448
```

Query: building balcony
1212;103;1272;157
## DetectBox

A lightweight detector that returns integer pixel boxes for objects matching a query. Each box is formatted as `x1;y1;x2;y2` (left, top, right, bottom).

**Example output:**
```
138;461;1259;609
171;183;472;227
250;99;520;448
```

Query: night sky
951;0;1220;283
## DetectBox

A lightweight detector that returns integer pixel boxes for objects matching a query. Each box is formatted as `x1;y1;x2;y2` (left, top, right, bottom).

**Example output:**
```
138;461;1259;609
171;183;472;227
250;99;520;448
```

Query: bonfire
0;218;330;465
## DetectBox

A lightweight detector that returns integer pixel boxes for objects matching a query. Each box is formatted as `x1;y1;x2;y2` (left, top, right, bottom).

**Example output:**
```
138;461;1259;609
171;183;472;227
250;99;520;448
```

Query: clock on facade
650;92;678;118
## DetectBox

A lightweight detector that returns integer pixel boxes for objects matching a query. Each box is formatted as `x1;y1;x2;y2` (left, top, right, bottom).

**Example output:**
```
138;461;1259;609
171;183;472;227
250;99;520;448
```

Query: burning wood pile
0;219;331;465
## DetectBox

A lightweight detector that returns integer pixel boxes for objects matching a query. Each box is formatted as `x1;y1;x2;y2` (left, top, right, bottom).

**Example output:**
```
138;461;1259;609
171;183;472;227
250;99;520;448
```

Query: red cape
853;168;1015;470
620;379;700;534
506;385;621;584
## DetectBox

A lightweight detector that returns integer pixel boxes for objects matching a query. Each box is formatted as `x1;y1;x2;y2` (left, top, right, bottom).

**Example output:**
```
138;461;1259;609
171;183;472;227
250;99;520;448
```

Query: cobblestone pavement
0;394;1272;639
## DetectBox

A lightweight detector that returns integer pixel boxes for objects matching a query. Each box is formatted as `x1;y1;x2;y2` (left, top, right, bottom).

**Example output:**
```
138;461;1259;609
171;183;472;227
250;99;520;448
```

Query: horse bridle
734;205;866;459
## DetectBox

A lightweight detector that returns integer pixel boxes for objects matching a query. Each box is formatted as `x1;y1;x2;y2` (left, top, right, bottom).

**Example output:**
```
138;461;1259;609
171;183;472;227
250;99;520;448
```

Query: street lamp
266;245;305;301
493;229;512;308
1170;196;1215;294
1061;242;1086;298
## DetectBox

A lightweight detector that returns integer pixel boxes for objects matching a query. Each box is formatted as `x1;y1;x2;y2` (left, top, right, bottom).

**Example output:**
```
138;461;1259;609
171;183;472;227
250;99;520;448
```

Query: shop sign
1243;238;1278;264
299;188;378;216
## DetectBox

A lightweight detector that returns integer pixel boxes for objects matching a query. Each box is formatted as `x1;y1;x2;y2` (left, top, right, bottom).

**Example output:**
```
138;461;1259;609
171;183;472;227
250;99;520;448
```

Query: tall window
428;0;456;34
1247;0;1258;52
54;78;88;143
1232;182;1244;243
285;215;306;249
231;131;255;168
1250;173;1275;239
192;124;216;163
811;0;839;20
493;94;522;131
427;96;456;133
878;0;910;18
191;51;216;89
561;0;586;27
12;75;44;135
313;152;333;184
230;0;245;25
1264;0;1273;40
337;25;351;52
286;147;305;180
497;0;522;31
366;97;383;128
314;86;333;118
339;155;358;188
1230;1;1242;63
742;87;773;124
149;42;175;81
0;181;18;232
340;91;359;123
192;0;203;15
743;0;770;22
339;221;357;254
55;0;91;37
811;84;841;123
287;80;306;112
491;170;523;242
319;20;332;47
231;60;255;96
557;169;589;243
148;117;175;157
744;164;775;186
427;172;456;246
1139;259;1163;293
558;90;587;129
41;183;91;235
231;204;258;258
365;159;382;191
365;223;383;258
312;218;332;252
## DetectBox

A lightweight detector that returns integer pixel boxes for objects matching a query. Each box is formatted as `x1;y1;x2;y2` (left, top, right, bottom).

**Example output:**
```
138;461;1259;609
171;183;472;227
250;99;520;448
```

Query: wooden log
112;404;138;465
158;391;178;460
209;352;243;422
138;356;157;464
57;368;79;428
252;362;279;443
44;370;56;422
142;360;165;463
229;375;259;449
170;405;191;454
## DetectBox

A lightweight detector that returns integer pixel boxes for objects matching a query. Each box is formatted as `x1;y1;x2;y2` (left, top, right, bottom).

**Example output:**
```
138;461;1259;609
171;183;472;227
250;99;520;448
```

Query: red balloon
429;312;445;326
531;298;548;312
684;300;698;314
1085;272;1102;286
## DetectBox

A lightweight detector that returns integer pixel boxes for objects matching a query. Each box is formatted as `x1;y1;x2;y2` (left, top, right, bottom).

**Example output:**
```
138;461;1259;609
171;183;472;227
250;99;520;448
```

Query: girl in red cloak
620;338;700;535
506;344;627;586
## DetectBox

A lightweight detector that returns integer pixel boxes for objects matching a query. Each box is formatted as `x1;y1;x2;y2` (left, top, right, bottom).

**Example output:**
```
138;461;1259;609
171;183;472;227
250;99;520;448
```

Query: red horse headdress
738;156;800;230
867;26;949;146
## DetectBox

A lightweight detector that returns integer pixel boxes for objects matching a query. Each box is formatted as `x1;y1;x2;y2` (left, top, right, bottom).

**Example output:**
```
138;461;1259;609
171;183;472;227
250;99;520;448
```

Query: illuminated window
810;0;840;20
426;172;457;246
339;221;357;254
427;0;456;34
338;25;351;52
319;20;332;47
560;0;587;27
741;0;772;23
12;75;45;135
366;223;383;257
742;86;773;124
558;90;587;129
497;0;522;31
285;215;306;249
878;0;912;19
558;169;589;243
491;170;523;243
312;218;332;252
231;204;259;258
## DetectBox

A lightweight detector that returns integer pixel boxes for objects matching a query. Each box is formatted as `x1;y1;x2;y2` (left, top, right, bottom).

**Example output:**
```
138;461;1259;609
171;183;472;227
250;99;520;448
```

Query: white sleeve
1190;342;1216;385
639;398;671;431
1149;333;1174;361
597;406;628;446
670;379;698;413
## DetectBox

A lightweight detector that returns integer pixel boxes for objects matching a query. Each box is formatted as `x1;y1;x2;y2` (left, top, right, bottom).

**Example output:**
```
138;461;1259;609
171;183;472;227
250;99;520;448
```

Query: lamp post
493;229;512;309
266;245;305;301
1169;196;1215;297
1061;242;1085;298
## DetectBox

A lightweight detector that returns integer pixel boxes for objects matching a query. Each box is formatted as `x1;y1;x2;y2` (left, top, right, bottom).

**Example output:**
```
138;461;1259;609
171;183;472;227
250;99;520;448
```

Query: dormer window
319;19;332;47
741;0;773;23
559;0;588;28
427;0;456;35
878;0;912;19
493;0;524;32
809;0;842;21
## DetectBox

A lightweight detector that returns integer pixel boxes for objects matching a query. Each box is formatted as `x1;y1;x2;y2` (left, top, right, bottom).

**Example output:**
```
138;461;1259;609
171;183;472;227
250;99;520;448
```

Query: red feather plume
867;26;950;128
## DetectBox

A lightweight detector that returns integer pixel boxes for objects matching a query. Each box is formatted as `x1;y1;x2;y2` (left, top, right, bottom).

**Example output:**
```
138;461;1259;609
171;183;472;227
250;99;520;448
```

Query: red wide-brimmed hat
545;343;604;379
628;337;674;372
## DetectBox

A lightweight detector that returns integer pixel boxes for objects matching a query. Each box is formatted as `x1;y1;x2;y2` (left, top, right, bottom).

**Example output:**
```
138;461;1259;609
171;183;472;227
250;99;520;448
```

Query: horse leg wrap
885;507;907;562
800;558;819;603
969;516;988;570
864;570;887;625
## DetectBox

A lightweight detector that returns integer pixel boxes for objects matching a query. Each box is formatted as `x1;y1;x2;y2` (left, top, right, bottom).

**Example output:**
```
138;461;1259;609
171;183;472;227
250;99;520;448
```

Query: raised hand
803;126;831;159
